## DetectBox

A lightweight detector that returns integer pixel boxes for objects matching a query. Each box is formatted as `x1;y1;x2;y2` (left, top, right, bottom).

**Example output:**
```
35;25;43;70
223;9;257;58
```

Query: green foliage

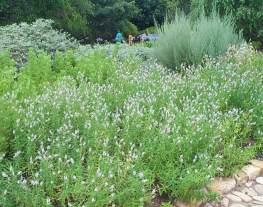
217;0;263;49
0;45;262;206
142;26;157;34
0;19;79;66
53;50;76;74
62;10;90;39
144;41;153;48
0;0;92;39
121;21;139;37
133;0;166;29
0;0;261;46
0;52;16;156
153;12;242;70
191;0;263;49
16;50;54;97
0;0;192;41
161;202;173;207
133;0;191;30
0;51;15;95
74;52;117;84
89;0;139;40
0;98;16;156
77;44;150;61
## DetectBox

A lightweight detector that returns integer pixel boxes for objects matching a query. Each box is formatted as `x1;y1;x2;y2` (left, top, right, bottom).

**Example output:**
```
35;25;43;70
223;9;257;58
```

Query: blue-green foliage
153;12;243;70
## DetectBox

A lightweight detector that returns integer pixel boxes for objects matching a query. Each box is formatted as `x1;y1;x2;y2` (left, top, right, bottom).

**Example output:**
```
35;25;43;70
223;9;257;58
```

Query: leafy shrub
143;26;157;34
0;51;15;95
52;50;76;74
143;41;153;48
193;0;263;49
14;50;55;98
161;202;173;207
0;19;79;66
0;52;16;157
152;12;243;70
0;97;17;158
58;8;91;40
77;44;150;61
121;21;139;36
0;52;16;156
68;52;117;84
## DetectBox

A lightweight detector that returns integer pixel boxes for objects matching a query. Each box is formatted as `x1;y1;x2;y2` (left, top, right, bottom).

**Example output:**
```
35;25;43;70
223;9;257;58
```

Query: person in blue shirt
115;31;123;43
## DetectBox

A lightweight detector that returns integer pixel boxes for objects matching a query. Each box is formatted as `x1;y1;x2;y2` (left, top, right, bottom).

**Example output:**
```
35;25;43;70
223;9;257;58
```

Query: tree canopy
0;0;262;46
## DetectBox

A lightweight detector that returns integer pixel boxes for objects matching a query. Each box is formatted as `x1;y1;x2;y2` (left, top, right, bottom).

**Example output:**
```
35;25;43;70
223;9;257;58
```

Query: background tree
133;0;191;30
191;0;263;48
89;0;138;40
132;0;166;30
0;0;262;46
0;0;92;39
216;0;263;48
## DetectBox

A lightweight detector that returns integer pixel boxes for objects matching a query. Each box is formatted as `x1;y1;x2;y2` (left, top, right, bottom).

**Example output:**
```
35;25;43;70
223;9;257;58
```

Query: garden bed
0;44;262;206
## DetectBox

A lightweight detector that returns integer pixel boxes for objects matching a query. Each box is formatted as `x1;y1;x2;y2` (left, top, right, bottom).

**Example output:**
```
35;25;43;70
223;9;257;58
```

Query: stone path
174;160;263;207
204;177;263;207
203;160;263;207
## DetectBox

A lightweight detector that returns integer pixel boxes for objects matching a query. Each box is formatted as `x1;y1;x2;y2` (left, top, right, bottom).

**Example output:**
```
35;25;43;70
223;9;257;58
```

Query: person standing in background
128;34;134;46
115;31;123;43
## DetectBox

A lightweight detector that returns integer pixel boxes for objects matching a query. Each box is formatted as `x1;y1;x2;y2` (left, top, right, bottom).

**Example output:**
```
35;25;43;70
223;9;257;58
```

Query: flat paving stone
242;187;258;196
242;165;261;180
252;196;263;202
229;204;246;207
232;191;252;202
250;160;263;169
226;194;242;202
204;173;263;207
254;184;263;194
203;204;213;207
207;178;236;194
221;198;229;207
255;177;263;185
252;200;263;205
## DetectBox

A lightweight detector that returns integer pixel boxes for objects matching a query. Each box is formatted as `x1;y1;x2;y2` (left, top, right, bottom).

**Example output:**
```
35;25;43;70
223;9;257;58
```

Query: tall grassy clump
152;12;243;70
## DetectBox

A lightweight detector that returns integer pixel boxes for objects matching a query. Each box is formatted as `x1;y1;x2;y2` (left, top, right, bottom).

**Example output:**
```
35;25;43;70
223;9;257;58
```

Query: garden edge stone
176;159;263;207
200;159;263;207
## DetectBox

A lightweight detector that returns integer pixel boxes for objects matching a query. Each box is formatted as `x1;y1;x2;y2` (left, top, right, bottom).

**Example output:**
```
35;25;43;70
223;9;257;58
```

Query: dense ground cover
0;43;262;206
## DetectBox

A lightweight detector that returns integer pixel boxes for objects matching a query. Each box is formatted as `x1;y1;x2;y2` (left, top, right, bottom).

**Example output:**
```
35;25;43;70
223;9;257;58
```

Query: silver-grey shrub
0;19;79;66
152;12;243;70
